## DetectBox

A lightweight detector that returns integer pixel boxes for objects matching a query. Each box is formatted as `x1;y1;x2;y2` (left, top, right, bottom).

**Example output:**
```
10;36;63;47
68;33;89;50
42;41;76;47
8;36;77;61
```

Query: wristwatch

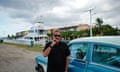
49;45;53;49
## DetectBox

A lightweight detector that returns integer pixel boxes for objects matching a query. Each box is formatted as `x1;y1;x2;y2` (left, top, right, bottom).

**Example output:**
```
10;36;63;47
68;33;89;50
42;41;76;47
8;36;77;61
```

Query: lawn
3;42;44;52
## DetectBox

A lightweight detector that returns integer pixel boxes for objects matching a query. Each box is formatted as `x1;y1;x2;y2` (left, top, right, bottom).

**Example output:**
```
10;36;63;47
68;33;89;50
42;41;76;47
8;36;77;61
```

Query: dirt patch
0;44;42;72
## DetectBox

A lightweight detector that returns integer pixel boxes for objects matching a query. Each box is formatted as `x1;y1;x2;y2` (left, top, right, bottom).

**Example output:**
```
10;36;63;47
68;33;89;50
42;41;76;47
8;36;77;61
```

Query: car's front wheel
38;65;44;72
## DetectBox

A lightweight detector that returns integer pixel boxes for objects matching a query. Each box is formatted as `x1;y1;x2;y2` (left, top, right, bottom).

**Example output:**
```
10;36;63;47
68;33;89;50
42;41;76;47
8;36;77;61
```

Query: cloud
0;0;61;23
0;0;120;27
0;0;37;11
0;0;120;37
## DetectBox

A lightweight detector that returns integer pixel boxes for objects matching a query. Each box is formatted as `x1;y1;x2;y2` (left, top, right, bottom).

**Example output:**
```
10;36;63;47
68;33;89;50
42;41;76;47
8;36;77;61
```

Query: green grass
3;42;44;52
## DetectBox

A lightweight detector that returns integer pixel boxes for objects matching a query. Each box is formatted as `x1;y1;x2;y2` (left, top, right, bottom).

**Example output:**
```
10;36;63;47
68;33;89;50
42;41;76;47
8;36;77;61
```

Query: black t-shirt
43;41;70;72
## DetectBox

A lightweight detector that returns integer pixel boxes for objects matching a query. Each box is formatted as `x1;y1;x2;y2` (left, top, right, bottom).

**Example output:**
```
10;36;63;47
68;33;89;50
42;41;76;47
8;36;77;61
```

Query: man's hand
50;40;57;47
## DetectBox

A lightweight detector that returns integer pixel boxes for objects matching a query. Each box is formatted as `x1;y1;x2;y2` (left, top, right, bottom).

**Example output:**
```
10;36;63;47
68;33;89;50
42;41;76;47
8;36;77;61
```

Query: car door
68;42;89;72
87;43;120;72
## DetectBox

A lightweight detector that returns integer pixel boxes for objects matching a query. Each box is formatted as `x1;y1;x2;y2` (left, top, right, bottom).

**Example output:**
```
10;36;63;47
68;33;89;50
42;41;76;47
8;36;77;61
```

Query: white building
19;21;48;46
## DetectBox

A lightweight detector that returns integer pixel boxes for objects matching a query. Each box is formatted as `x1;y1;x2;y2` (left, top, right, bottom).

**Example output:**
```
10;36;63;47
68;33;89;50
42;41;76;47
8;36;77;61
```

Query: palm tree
95;18;104;36
61;31;71;40
47;33;52;40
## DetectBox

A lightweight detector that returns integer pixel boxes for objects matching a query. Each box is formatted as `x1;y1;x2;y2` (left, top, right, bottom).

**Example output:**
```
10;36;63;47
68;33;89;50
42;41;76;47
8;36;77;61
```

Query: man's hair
52;29;61;35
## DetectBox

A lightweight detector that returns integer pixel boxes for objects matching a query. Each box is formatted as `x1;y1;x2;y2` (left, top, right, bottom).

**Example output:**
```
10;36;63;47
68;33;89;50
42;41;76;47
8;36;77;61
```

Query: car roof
69;36;120;46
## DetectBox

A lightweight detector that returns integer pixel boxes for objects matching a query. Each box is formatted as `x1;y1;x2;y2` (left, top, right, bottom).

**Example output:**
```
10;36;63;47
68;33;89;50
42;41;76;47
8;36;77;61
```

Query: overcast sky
0;0;120;37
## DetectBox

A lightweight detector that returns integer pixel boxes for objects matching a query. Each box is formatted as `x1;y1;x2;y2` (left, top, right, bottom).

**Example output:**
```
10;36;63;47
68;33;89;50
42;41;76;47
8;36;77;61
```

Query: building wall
77;24;90;31
16;24;89;39
47;24;89;33
16;30;29;37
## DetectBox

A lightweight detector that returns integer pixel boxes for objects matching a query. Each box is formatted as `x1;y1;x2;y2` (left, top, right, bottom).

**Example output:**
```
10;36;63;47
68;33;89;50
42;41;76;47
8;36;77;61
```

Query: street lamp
87;8;94;37
89;9;93;37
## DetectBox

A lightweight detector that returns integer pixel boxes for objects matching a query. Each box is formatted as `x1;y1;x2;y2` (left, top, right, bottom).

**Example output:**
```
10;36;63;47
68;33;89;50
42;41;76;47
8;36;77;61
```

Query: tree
61;31;71;40
8;34;10;39
47;33;52;40
11;35;15;39
95;18;104;36
102;24;119;35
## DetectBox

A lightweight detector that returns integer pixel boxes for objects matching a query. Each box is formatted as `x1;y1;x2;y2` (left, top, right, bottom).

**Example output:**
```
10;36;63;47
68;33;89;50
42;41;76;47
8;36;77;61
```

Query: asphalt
0;43;41;72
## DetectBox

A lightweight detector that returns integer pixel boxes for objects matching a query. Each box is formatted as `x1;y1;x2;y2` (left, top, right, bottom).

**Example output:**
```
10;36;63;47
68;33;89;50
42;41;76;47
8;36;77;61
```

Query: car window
69;43;88;60
93;45;120;69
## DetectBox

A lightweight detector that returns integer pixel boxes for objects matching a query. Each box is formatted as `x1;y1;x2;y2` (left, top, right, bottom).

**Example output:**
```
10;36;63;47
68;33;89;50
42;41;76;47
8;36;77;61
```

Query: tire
38;65;44;72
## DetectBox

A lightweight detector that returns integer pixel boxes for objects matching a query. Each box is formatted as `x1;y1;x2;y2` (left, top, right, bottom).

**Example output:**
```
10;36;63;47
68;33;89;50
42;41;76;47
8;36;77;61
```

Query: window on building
38;30;44;34
34;37;39;41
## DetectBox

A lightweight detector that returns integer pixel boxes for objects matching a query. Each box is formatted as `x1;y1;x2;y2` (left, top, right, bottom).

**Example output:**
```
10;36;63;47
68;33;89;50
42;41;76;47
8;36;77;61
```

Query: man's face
53;32;61;42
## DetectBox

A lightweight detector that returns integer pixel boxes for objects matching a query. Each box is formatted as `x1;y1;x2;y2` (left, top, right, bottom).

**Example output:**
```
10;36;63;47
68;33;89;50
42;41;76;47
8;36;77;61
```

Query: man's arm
65;43;70;72
43;40;56;57
43;47;52;57
65;56;69;72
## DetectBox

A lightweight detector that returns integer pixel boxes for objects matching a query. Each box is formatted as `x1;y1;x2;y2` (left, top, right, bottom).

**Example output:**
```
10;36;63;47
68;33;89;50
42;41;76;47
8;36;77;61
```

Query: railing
3;39;46;46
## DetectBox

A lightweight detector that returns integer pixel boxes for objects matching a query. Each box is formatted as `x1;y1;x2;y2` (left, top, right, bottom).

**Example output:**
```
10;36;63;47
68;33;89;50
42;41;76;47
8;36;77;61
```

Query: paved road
0;44;41;72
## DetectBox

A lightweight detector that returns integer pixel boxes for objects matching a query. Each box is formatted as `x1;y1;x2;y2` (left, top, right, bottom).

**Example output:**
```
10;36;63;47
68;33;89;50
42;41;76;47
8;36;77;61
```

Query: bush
0;39;3;43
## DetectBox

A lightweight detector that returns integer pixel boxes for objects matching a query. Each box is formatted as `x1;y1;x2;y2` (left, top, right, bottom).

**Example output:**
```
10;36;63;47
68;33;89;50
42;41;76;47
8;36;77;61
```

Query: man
43;30;70;72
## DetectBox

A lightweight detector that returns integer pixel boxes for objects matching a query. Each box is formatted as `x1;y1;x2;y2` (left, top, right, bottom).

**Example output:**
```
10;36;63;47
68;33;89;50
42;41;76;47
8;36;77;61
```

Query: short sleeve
65;44;70;56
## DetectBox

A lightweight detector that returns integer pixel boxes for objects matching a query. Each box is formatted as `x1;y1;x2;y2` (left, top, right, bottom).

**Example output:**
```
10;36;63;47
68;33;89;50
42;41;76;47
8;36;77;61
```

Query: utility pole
87;8;94;37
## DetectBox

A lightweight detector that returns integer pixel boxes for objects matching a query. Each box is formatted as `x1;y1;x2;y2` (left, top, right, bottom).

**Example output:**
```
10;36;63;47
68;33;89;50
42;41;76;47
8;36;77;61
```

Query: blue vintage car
35;36;120;72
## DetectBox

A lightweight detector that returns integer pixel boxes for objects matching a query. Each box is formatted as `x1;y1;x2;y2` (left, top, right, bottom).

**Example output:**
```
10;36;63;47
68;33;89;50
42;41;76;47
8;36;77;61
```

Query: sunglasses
54;34;61;37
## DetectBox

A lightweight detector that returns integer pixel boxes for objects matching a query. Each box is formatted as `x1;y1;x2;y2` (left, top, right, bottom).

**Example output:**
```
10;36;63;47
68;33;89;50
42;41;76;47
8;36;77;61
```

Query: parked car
35;36;120;72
